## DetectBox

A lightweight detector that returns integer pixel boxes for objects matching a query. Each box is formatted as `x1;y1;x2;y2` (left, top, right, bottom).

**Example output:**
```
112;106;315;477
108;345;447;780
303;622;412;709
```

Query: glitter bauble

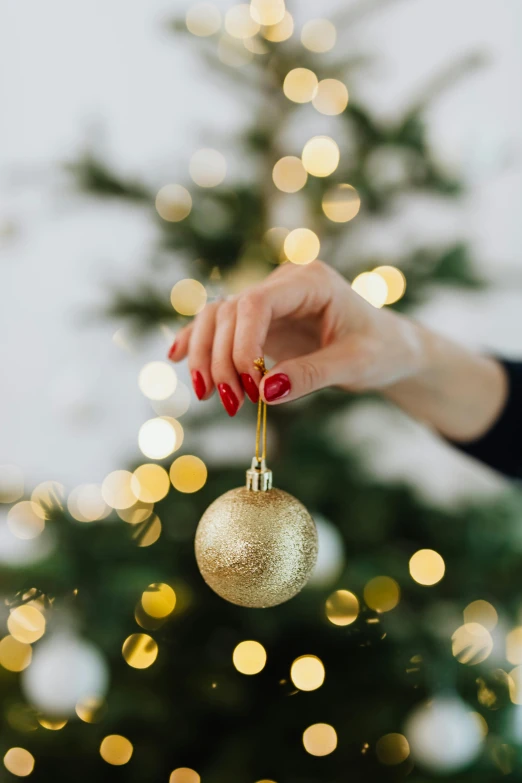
195;486;318;608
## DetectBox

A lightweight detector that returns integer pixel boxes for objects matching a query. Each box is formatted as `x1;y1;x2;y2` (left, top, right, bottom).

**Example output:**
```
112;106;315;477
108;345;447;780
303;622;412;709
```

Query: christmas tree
1;2;521;781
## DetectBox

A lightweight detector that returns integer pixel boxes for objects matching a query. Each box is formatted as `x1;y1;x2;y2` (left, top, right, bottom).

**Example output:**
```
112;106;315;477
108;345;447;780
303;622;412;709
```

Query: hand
168;261;424;416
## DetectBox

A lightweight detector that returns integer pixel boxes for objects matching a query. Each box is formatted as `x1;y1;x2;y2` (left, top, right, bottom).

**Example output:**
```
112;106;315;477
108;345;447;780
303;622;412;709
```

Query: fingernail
191;370;206;401
240;373;259;404
168;340;177;361
264;373;291;402
218;383;239;417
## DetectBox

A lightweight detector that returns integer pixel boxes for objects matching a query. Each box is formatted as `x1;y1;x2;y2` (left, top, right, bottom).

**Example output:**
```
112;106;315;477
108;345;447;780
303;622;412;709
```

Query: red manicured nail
168;340;177;361
240;373;259;404
264;373;291;402
218;383;239;416
191;370;206;401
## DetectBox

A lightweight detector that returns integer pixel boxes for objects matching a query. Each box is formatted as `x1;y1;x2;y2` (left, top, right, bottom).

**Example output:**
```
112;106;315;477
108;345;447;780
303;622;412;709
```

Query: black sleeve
450;360;522;479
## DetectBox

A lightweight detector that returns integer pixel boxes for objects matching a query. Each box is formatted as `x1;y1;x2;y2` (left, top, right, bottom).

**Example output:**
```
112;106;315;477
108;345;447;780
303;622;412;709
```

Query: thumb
260;343;350;404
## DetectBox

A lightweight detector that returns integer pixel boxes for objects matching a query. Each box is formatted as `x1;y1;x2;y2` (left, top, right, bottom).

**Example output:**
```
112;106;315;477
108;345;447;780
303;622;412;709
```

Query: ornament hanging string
253;357;268;461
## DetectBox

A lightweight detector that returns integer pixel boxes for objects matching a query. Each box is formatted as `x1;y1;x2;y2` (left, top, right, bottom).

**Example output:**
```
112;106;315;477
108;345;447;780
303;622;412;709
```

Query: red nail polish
217;383;239;417
264;373;291;402
191;370;206;401
240;373;259;404
168;339;177;361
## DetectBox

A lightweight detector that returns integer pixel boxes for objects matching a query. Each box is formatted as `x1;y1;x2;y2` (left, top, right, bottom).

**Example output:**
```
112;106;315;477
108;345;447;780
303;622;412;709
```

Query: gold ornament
195;359;318;608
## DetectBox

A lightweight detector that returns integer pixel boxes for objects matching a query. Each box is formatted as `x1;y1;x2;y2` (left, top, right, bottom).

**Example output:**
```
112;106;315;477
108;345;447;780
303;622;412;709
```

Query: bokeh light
218;33;253;67
3;748;34;777
7;501;45;540
117;500;153;525
302;136;339;177
189;148;227;188
131;464;170;503
186;2;221;36
141;583;176;618
303;723;337;756
37;716;67;730
509;666;522;705
152;382;191;419
301;18;336;53
170;769;201;783
506;627;522;665
122;633;158;669
134;514;162;547
171;279;208;316
170;455;207;493
155;184;192;222
139;418;177;460
352;272;388;308
452;623;493;665
75;696;106;724
31;481;65;513
233;640;267;674
290;655;325;691
243;35;268;54
101;470;136;510
376;733;410;765
464;600;498;632
139;362;177;401
262;10;293;41
68;484;110;522
225;4;260;38
0;464;24;503
0;636;32;672
100;735;133;766
409;549;445;586
250;0;285;25
312;79;348;115
264;226;289;262
373;265;406;305
283;68;318;103
8;606;45;644
364;576;400;612
325;589;359;626
283;228;320;265
322;184;360;223
272;156;307;193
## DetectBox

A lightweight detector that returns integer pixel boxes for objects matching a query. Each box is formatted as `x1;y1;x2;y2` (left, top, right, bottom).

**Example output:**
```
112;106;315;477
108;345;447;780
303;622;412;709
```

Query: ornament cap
246;457;273;492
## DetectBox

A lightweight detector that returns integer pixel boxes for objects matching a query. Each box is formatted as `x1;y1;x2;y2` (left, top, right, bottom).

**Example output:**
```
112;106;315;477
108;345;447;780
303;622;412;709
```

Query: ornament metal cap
246;456;273;492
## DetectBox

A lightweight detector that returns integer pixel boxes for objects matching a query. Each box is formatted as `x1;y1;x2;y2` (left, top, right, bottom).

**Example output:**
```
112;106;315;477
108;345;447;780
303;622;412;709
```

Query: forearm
383;321;509;442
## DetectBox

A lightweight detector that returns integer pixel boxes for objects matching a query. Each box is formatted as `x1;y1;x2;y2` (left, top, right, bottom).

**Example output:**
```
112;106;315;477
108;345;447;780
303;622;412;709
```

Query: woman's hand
169;260;506;440
168;261;425;415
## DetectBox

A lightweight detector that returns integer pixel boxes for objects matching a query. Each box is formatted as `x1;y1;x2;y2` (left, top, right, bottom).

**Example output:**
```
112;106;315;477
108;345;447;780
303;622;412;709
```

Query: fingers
211;300;244;416
187;302;219;400
168;324;192;362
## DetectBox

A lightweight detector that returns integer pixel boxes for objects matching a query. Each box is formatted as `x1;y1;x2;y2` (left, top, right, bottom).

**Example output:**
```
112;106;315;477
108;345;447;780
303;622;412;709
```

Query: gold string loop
253;357;268;462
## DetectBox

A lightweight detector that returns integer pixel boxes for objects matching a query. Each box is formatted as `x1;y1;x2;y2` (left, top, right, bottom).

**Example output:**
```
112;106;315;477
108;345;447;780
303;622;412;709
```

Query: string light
303;723;337;756
452;623;492;665
301;18;336;53
351;272;388;309
100;735;133;766
325;589;359;626
155;185;192;222
233;640;267;674
131;464;170;503
373;266;406;305
262;10;293;41
376;733;410;765
170;770;201;783
322;184;360;222
463;600;498;631
0;464;24;503
101;470;136;510
409;549;445;586
189;148;227;188
290;655;325;691
250;0;285;25
141;583;176;619
363;576;400;612
171;279;207;316
0;636;32;672
312;79;348;115
7;501;45;540
272;156;307;193
170;455;207;493
283;228;320;265
186;2;221;37
3;748;35;777
139;418;177;460
283;68;318;103
122;633;158;669
8;606;45;644
225;5;260;39
302;136;339;177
